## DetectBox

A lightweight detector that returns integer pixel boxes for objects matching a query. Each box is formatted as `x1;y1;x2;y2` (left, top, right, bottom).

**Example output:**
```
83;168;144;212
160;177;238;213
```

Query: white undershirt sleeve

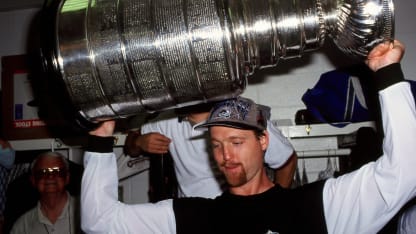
81;152;176;233
323;82;416;233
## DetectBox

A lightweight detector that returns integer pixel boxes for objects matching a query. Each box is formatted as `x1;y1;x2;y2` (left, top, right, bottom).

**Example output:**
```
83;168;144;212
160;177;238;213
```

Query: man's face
31;156;69;195
209;126;267;187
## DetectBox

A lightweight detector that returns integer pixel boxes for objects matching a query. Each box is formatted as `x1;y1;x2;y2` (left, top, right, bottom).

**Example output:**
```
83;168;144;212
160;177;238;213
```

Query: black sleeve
86;135;114;153
374;63;405;91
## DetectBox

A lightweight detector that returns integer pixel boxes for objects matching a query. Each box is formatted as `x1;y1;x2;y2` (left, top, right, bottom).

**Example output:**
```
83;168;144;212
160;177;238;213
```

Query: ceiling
0;0;44;12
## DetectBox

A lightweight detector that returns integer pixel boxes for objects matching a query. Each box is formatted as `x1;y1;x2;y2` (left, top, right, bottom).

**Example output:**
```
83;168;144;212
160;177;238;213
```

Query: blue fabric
0;147;15;169
301;69;372;127
409;80;416;101
302;68;416;128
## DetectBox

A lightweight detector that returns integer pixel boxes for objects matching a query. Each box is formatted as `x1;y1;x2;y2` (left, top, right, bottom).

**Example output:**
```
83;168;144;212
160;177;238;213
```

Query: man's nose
222;146;231;161
46;171;58;178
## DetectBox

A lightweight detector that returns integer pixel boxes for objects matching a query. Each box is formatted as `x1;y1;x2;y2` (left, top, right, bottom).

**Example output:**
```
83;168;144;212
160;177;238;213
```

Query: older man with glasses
10;152;83;234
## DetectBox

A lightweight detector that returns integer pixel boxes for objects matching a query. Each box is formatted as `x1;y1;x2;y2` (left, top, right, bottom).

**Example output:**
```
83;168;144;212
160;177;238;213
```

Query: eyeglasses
34;167;67;180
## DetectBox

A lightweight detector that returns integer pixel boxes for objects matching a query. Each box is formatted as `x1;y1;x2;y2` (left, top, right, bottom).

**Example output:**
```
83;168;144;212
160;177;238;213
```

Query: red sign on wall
1;54;52;140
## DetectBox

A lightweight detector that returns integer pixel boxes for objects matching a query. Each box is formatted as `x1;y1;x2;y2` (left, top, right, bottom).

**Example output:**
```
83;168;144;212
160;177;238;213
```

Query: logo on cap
194;96;268;131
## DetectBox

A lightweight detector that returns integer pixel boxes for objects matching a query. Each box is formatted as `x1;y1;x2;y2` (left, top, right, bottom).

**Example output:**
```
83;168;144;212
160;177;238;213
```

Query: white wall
1;0;415;186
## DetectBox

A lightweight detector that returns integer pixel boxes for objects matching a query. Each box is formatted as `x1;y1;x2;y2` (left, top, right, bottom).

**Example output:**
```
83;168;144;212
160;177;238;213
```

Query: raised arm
273;152;297;188
124;130;171;156
81;121;176;233
366;40;405;72
323;40;416;233
265;121;298;188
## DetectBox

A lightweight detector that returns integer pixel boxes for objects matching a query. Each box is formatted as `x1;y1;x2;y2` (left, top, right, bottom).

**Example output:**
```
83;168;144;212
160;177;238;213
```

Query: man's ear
260;130;269;151
30;174;36;187
65;172;70;185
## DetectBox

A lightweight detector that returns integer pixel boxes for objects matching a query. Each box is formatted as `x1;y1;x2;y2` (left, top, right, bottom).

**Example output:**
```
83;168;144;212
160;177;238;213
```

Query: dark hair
175;102;216;117
254;129;266;139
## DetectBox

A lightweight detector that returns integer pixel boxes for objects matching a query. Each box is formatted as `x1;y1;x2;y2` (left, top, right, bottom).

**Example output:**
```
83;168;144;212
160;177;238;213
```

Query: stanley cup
41;0;394;122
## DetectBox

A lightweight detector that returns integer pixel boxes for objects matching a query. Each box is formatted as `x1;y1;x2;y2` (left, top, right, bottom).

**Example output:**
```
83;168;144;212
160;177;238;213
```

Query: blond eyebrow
228;136;247;140
211;135;249;142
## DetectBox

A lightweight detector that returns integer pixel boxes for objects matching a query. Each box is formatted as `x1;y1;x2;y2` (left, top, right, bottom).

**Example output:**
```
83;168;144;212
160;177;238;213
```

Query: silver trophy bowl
41;0;394;122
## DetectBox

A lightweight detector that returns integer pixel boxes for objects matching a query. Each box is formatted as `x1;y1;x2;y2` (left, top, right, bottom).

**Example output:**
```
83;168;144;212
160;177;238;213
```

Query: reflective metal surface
42;0;394;122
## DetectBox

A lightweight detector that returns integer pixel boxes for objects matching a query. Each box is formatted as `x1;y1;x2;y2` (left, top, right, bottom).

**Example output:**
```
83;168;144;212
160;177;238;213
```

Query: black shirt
173;181;327;234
